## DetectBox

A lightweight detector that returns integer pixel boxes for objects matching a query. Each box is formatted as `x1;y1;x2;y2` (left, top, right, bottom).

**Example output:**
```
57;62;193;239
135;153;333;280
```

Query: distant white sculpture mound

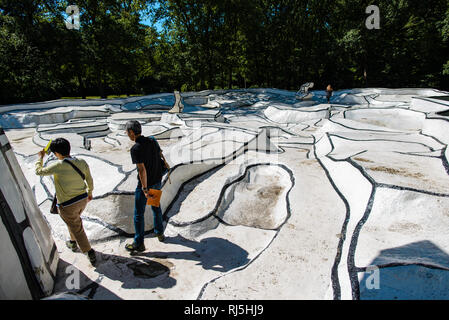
1;87;449;300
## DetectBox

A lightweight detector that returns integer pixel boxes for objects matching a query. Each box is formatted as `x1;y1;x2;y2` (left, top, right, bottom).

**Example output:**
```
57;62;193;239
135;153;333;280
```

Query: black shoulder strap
63;159;86;180
149;136;161;152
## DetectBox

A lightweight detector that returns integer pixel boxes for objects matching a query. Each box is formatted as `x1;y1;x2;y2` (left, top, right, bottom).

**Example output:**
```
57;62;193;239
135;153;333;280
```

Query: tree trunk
77;74;86;99
98;75;106;99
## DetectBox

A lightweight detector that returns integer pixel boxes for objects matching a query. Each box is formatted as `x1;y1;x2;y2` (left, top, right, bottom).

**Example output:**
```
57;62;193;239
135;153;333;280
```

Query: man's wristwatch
143;187;148;192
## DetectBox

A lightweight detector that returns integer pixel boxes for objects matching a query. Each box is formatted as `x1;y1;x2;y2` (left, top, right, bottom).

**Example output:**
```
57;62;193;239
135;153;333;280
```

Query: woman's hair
125;120;142;135
49;138;71;156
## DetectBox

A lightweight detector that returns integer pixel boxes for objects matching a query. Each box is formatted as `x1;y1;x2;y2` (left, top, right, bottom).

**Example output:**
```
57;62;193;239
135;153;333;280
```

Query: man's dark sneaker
157;234;165;242
87;249;96;265
125;242;145;253
66;240;78;252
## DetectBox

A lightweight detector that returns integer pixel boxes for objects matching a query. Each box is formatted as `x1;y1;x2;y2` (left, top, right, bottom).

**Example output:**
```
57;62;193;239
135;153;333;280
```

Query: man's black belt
59;193;88;207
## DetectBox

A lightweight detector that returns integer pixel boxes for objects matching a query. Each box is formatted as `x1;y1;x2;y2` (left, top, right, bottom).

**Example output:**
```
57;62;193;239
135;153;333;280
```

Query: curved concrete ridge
108;112;163;130
0;129;58;299
0;92;175;113
0;106;113;129
313;88;448;106
264;105;328;124
343;107;427;132
215;164;292;230
411;97;449;113
326;117;407;134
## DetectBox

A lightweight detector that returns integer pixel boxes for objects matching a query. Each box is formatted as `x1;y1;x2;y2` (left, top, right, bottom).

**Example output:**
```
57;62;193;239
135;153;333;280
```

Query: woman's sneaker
66;240;78;252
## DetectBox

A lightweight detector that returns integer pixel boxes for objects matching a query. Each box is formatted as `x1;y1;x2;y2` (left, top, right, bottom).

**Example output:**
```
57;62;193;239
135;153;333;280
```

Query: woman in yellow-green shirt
36;138;96;265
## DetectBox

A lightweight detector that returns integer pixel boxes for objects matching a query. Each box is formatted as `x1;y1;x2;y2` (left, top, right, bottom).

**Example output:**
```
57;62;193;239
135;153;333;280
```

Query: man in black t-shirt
124;120;166;253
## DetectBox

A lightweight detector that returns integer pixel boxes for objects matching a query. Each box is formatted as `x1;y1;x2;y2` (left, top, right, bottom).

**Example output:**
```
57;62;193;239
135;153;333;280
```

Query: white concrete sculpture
2;88;449;300
168;91;184;114
296;82;315;100
0;127;58;299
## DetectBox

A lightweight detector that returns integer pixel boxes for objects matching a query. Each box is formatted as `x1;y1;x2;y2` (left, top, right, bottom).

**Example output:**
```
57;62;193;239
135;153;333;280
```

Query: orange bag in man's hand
146;189;162;207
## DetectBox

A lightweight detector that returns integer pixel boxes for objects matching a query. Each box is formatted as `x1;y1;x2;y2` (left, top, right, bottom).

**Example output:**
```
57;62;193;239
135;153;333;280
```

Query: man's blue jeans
134;182;164;246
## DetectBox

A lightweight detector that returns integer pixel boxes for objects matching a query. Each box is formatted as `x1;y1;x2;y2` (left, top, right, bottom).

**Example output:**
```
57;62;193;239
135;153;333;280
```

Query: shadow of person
140;234;250;272
91;251;177;290
359;240;449;300
52;258;122;300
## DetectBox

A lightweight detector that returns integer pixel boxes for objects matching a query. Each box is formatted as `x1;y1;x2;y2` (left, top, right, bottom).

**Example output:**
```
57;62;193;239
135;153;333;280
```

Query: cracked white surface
2;87;449;300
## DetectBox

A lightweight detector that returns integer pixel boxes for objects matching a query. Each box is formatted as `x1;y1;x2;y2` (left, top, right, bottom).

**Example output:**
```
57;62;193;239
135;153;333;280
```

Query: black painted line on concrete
40;176;53;199
350;150;369;159
81;216;133;237
356;262;449;273
11;150;31;159
418;130;447;147
392;151;441;159
414;96;449;109
377;183;449;198
314;119;323;127
37;123;110;133
189;123;258;135
104;135;122;146
101;137;117;147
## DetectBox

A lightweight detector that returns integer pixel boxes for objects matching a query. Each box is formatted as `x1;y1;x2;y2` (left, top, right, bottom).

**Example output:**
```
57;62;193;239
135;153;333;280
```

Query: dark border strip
356;262;449;273
377;183;449;198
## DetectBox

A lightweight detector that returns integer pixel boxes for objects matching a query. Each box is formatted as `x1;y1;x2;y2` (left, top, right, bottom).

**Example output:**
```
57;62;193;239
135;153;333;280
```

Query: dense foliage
1;0;448;104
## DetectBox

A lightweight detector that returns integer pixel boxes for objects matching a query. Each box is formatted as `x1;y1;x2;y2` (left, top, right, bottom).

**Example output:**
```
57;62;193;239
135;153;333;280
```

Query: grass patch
61;94;143;100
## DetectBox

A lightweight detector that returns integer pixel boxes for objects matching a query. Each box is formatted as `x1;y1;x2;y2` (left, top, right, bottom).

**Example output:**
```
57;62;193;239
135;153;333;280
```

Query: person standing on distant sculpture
35;138;96;265
326;84;334;104
125;120;167;253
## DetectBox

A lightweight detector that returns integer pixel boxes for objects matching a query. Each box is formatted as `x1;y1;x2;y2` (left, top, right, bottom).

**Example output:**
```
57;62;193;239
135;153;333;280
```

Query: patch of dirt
257;185;283;199
368;166;425;179
231;183;285;229
388;222;423;234
354;157;374;163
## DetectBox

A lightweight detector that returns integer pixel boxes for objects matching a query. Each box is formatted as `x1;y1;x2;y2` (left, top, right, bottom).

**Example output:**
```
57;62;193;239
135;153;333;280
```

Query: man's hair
49;138;71;156
125;120;142;135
